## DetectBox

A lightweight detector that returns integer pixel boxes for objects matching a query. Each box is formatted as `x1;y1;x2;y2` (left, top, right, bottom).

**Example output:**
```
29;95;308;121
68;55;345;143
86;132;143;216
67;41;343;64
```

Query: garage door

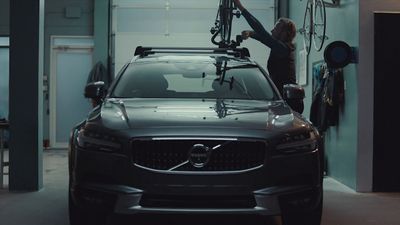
111;0;275;75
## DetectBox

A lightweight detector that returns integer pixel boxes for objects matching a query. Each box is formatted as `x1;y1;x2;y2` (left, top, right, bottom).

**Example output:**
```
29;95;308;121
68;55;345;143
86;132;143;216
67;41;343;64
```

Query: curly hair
276;18;297;44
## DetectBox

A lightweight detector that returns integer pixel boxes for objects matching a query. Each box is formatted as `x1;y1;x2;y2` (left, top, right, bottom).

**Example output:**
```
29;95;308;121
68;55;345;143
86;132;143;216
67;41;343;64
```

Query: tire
302;0;313;55
313;0;326;51
281;191;323;225
69;185;108;225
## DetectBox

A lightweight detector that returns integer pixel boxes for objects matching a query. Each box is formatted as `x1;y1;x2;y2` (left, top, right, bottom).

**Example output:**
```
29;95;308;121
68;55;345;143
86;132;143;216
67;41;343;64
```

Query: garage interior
0;0;400;225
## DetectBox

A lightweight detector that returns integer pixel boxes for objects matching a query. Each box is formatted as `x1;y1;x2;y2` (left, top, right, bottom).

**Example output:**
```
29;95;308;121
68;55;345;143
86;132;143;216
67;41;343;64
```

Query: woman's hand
241;30;253;40
233;0;245;11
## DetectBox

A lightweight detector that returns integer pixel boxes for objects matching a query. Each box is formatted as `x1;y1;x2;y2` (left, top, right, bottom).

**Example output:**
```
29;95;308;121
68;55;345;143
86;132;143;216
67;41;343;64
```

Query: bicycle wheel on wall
313;0;326;51
302;0;313;55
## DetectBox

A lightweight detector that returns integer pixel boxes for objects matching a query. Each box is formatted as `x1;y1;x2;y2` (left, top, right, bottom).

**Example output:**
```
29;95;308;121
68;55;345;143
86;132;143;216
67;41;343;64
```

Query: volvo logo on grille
188;144;210;168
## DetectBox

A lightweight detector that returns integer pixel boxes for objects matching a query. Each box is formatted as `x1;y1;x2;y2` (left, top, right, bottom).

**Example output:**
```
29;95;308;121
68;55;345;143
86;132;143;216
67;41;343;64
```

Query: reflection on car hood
93;98;308;131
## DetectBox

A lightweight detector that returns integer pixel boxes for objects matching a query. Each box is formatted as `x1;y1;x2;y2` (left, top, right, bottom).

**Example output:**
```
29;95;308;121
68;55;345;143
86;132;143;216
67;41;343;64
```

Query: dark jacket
310;64;345;132
242;9;296;95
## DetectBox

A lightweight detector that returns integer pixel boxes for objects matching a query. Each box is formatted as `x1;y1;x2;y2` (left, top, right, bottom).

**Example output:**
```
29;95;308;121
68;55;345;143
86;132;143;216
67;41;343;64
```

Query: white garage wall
112;0;275;74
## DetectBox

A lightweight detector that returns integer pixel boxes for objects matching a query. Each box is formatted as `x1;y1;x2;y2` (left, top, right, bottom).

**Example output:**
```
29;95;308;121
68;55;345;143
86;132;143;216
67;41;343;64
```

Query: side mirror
283;84;305;114
84;81;106;99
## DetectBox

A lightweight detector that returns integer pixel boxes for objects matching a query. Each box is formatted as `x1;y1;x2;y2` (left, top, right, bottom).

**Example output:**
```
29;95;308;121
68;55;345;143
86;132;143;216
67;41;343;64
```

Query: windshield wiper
223;64;259;71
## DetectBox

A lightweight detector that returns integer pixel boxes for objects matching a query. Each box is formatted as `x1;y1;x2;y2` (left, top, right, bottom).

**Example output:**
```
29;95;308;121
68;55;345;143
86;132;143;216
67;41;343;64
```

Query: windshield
111;58;277;100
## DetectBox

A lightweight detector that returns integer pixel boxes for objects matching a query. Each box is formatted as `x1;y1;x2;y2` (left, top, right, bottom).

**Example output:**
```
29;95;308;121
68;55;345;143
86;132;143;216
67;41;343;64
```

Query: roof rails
134;46;250;59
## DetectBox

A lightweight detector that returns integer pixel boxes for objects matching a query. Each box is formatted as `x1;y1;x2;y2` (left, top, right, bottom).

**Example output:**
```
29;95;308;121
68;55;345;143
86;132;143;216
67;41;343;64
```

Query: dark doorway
373;12;400;191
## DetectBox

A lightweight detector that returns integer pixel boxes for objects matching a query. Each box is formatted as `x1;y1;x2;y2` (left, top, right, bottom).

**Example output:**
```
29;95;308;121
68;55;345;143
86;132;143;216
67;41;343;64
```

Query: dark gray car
68;47;323;225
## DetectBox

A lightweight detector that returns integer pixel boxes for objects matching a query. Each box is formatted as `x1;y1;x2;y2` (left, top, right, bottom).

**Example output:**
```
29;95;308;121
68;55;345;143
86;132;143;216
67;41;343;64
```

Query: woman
233;0;297;96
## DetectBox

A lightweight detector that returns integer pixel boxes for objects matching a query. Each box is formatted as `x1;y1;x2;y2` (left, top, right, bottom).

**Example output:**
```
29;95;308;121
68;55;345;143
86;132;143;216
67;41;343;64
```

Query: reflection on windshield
111;58;276;100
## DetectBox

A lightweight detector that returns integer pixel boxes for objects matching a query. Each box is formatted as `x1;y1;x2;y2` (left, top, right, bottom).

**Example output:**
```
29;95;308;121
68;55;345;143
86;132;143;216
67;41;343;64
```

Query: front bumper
70;146;322;216
71;182;321;216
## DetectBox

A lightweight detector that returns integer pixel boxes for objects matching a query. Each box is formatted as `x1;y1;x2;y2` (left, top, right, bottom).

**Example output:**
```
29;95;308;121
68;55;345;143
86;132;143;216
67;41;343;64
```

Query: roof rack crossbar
134;46;250;58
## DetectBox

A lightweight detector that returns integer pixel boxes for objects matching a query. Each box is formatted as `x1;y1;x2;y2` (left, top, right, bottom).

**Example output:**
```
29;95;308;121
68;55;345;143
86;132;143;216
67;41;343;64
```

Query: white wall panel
116;8;167;33
168;8;216;34
112;0;275;74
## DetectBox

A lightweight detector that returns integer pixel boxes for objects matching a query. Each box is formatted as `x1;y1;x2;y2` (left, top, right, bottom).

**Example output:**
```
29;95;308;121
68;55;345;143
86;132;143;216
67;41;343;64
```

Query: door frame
49;36;93;149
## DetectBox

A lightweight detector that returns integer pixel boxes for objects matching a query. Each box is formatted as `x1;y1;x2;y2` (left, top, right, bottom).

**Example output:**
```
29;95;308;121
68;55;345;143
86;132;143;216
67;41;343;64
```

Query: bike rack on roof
134;46;250;59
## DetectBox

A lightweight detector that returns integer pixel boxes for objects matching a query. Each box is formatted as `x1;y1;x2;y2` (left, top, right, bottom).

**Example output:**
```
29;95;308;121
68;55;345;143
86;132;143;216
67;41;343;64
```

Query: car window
111;60;276;100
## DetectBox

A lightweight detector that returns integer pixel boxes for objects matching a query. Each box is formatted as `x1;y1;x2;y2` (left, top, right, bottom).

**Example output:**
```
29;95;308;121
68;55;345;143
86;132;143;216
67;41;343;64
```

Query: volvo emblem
188;144;210;168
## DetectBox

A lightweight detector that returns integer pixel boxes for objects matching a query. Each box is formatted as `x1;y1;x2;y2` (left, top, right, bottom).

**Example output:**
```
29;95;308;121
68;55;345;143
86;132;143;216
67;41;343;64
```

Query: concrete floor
0;150;399;225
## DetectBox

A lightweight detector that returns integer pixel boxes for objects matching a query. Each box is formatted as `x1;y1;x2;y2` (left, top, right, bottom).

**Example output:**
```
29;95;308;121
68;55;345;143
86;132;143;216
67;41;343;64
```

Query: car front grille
131;138;266;172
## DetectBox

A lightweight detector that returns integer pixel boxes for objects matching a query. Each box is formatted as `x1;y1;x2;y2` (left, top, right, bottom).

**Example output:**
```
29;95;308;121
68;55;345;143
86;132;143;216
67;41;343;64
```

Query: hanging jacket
310;63;345;132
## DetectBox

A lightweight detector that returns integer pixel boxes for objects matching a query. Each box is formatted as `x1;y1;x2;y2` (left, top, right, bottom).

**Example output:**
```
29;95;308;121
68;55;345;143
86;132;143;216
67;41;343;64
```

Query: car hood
88;98;309;132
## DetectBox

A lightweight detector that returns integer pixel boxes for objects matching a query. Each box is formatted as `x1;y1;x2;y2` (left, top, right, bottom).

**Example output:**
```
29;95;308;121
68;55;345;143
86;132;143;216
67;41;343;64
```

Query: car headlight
76;129;121;152
275;131;317;154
